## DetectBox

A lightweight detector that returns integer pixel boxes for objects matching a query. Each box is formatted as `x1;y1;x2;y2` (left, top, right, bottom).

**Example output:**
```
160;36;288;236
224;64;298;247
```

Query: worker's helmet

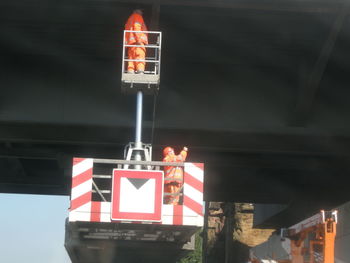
133;9;143;15
163;147;174;156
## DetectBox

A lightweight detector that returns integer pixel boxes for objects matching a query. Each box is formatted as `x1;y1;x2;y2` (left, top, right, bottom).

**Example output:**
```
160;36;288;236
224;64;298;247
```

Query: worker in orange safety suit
163;146;188;205
124;9;148;74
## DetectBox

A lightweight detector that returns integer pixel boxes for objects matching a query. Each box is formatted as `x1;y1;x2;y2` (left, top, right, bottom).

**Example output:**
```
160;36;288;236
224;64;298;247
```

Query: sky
0;193;71;263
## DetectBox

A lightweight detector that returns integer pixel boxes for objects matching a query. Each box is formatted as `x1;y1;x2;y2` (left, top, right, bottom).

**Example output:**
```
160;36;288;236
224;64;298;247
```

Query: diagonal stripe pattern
183;163;204;219
70;158;93;212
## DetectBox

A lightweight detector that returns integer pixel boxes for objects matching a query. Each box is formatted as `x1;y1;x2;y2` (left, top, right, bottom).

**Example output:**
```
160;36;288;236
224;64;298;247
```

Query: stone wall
205;202;275;263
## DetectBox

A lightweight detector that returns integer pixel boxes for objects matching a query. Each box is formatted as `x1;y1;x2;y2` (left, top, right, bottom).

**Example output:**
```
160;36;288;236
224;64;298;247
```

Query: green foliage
178;231;203;263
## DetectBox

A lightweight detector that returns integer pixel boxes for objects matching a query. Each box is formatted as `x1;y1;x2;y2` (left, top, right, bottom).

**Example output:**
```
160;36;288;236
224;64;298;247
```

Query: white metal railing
122;30;162;76
91;158;185;204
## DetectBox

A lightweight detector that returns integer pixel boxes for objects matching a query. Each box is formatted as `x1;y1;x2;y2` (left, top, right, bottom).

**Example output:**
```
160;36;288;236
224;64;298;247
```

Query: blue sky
0;193;71;263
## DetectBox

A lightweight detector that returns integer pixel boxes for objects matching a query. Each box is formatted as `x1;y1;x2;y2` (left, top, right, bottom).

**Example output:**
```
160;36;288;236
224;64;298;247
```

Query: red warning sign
111;169;164;222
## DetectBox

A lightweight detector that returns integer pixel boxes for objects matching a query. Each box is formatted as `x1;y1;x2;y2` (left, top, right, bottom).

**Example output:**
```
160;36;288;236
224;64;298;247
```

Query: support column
323;220;336;263
225;203;233;263
135;91;143;169
202;201;210;263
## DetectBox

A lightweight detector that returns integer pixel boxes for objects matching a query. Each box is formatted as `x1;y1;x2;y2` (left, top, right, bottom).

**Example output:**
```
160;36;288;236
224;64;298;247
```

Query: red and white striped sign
69;158;204;227
69;158;93;221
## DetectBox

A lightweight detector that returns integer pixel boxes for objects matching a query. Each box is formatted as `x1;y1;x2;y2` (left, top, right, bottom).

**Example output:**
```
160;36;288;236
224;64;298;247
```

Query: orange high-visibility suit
163;147;188;205
124;10;148;73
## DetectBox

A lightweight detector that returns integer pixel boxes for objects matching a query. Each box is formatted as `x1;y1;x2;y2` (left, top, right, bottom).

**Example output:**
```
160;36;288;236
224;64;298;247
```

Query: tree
178;231;202;263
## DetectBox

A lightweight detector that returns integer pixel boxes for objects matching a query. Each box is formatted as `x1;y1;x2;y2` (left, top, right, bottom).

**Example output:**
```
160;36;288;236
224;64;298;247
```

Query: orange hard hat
163;147;174;156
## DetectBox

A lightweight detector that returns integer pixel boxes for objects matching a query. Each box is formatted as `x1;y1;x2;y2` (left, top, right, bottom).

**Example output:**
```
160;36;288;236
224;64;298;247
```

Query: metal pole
122;31;126;75
135;91;143;146
135;91;143;168
225;203;233;263
202;201;209;263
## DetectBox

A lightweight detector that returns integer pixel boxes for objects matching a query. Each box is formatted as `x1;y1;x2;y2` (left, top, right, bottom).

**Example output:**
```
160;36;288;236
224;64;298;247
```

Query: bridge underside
1;0;350;227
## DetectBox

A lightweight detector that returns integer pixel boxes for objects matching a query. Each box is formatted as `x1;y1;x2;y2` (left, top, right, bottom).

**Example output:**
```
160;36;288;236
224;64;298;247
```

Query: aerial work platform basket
121;30;162;95
67;158;204;243
250;210;338;263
